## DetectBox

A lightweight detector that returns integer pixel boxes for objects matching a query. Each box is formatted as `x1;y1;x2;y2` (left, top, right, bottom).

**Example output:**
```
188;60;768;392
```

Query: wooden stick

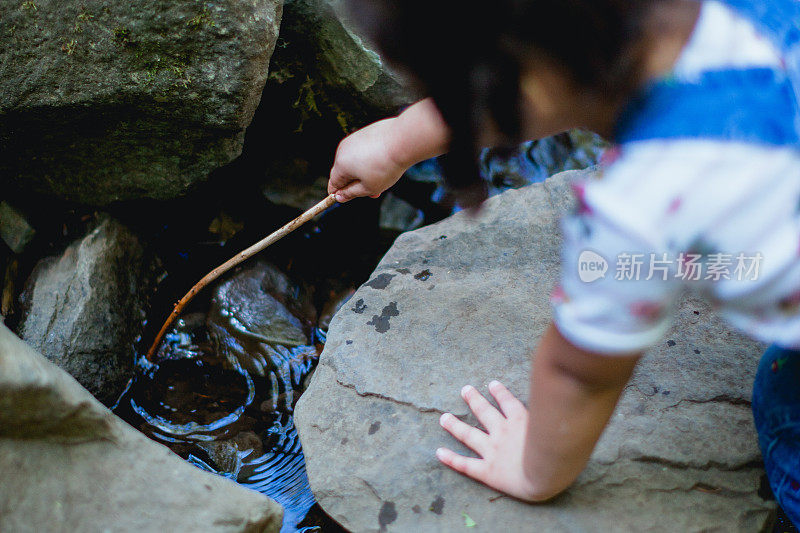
146;194;337;361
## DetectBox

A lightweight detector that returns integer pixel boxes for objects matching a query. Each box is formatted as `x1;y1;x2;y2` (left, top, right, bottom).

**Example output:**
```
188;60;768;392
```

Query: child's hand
328;118;407;203
436;381;542;502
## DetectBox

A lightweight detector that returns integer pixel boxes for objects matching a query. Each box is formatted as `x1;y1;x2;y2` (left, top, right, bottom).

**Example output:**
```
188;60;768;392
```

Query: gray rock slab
0;321;282;532
295;170;775;532
17;216;150;406
0;0;282;204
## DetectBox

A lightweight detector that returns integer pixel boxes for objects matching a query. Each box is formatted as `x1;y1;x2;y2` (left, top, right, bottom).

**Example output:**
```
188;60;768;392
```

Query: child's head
347;0;651;206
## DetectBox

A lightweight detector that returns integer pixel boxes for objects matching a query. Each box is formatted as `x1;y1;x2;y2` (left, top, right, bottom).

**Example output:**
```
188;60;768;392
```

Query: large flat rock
295;170;775;532
0;321;283;532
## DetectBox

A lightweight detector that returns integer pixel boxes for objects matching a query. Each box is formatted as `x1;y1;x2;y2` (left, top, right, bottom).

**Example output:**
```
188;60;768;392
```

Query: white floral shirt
551;1;800;353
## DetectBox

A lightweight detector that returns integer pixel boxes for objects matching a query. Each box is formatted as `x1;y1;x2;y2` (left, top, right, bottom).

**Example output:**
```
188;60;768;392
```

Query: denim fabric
752;345;800;526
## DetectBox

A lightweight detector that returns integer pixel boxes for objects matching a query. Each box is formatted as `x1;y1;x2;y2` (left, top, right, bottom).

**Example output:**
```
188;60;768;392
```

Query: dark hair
347;0;650;207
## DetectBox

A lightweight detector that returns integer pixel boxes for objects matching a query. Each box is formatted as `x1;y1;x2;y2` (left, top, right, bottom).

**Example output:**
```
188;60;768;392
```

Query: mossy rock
0;0;282;205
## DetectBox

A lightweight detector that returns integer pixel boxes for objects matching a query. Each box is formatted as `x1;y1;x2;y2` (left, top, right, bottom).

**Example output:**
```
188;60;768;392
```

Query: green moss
292;76;322;133
20;1;36;11
291;75;355;134
73;9;93;33
130;48;192;89
334;109;350;134
187;5;216;30
267;67;294;84
61;39;77;55
111;21;193;89
76;9;93;22
113;26;131;46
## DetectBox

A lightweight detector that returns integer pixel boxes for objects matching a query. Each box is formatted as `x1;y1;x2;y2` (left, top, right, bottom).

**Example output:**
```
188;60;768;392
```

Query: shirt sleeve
551;160;682;355
552;139;800;354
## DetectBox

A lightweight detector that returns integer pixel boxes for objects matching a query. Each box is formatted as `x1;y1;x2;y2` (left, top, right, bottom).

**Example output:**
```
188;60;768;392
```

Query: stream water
111;193;388;533
106;130;606;532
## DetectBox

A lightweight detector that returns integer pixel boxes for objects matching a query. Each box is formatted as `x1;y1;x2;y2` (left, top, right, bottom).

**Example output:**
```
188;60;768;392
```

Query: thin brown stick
146;194;337;361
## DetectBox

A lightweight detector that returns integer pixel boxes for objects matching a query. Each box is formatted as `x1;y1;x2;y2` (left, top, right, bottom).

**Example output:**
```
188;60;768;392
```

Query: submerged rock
210;261;311;350
197;439;244;480
17;216;150;406
207;261;317;384
0;0;282;205
378;193;424;233
0;201;35;254
0;322;282;532
295;169;775;532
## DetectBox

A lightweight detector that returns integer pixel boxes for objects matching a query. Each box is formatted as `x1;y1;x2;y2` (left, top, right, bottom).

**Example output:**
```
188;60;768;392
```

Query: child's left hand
436;380;541;501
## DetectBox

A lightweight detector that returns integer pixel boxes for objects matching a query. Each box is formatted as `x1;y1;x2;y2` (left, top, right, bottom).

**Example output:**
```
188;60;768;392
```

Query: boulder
295;170;775;532
0;321;282;532
0;0;282;205
276;0;411;120
253;0;414;210
17;216;150;406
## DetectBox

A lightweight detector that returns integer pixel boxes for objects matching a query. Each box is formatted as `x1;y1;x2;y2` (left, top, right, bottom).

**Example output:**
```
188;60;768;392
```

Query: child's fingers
328;167;353;195
436;447;487;480
334;181;371;203
461;385;504;432
439;412;489;455
487;380;526;418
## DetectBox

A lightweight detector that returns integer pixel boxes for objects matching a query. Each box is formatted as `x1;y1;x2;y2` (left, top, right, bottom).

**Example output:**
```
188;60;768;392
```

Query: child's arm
328;98;451;202
437;323;640;501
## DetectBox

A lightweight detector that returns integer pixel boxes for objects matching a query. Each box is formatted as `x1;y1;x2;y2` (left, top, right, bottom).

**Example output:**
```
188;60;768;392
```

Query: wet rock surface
378;193;424;233
0;321;283;532
16;216;150;406
0;0;282;205
295;169;775;532
210;261;312;351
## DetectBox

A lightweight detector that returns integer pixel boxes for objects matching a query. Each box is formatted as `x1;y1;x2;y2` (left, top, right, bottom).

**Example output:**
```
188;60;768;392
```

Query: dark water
776;508;799;532
114;313;334;532
396;130;606;215
110;185;389;532
107;131;605;533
